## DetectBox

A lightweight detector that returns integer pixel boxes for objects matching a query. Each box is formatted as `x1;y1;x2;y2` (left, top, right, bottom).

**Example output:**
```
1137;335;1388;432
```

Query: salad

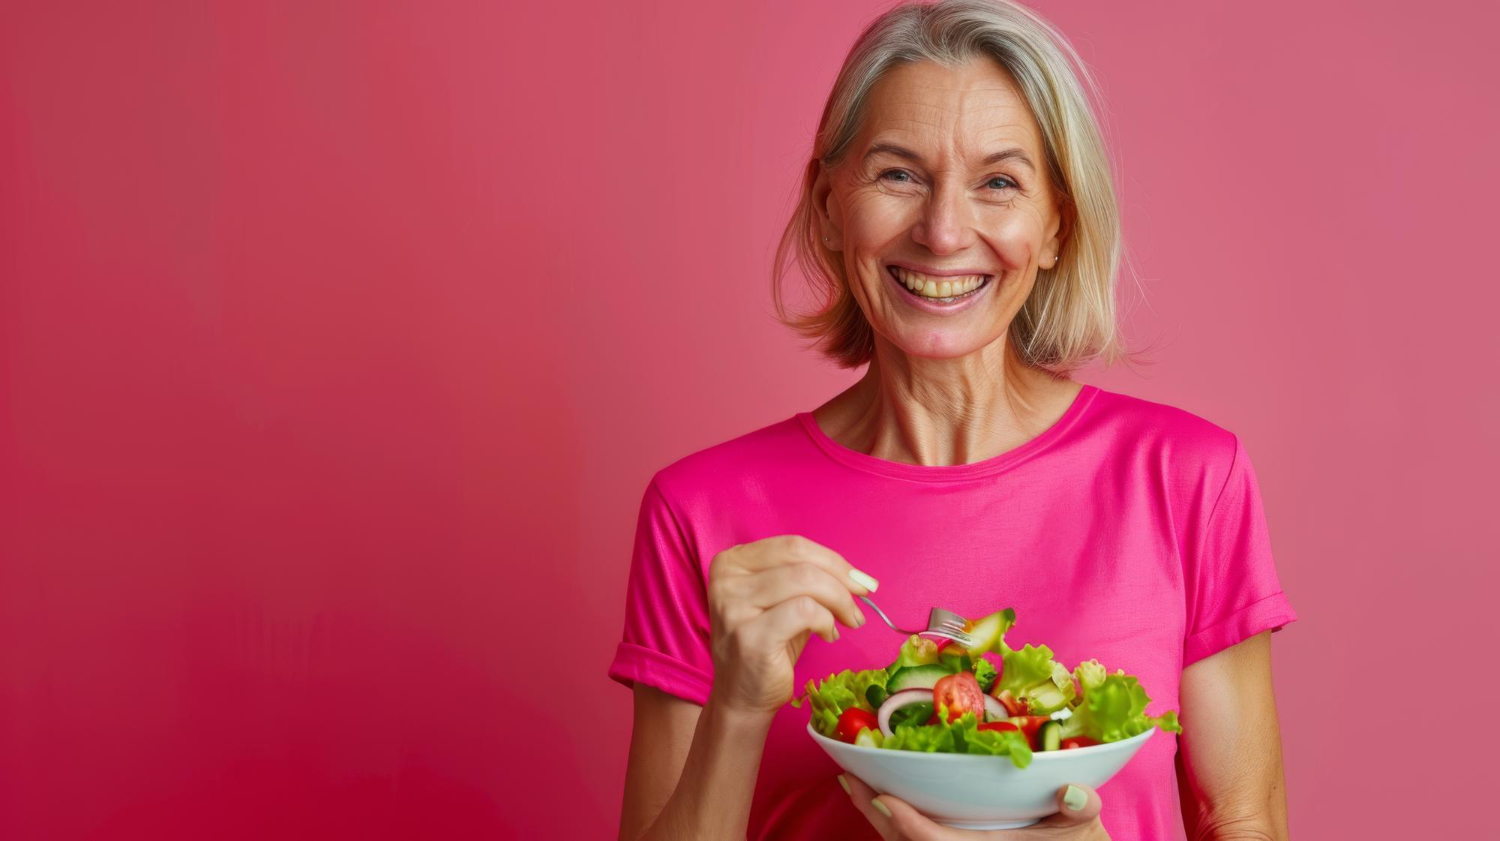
795;607;1181;769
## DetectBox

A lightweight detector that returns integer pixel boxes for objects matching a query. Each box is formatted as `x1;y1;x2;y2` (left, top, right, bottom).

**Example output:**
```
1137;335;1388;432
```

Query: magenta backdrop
2;1;1495;838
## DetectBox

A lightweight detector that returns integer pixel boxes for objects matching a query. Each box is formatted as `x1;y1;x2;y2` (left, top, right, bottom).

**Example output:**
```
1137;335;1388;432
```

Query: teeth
894;267;986;299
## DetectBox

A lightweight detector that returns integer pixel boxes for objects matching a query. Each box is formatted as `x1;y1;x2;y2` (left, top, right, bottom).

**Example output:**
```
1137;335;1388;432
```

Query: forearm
636;699;772;841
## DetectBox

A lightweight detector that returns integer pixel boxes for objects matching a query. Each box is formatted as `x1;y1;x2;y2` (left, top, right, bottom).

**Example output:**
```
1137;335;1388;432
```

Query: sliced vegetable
1061;736;1101;750
932;672;984;723
875;688;937;737
835;707;880;743
1036;720;1062;751
854;728;884;748
963;608;1017;655
886;635;940;673
887;663;957;693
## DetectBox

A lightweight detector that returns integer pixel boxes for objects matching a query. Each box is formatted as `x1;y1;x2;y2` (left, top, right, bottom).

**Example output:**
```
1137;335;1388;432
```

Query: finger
745;593;839;646
737;562;866;629
842;773;959;841
1020;783;1102;831
839;773;904;840
729;535;879;596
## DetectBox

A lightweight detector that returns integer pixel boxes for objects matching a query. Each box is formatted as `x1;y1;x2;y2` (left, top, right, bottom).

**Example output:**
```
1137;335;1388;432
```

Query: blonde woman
609;1;1296;839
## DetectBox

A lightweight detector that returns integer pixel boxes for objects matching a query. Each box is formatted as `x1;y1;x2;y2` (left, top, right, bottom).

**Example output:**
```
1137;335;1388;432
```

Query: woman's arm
1175;630;1290;841
618;684;771;841
616;536;872;841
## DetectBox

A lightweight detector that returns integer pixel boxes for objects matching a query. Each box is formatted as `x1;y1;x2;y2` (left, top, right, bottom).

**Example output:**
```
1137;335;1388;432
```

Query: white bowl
809;724;1154;829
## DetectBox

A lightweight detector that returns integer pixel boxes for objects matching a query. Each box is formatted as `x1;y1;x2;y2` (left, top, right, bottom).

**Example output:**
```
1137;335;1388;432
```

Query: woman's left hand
840;773;1109;840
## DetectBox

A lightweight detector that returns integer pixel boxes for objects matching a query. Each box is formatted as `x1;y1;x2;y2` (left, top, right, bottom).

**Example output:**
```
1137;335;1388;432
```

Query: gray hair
773;0;1129;372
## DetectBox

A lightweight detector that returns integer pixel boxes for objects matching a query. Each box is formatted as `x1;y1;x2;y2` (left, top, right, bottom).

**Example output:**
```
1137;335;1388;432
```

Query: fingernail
837;774;851;795
853;608;866;627
870;798;892;818
1064;785;1087;811
831;627;840;642
849;569;879;593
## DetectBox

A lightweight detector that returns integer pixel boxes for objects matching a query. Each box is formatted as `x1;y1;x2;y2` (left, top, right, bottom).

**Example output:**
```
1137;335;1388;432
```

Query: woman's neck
811;339;1082;467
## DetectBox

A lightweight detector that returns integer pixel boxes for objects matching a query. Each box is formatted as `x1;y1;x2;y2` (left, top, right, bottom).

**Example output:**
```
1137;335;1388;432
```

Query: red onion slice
875;688;936;737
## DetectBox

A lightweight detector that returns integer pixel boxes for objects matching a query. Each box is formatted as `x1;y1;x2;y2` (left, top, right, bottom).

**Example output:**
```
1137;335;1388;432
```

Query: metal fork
857;597;972;648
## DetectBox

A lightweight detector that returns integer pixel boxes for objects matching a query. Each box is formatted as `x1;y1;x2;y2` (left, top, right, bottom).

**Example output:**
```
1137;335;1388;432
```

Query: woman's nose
910;183;975;256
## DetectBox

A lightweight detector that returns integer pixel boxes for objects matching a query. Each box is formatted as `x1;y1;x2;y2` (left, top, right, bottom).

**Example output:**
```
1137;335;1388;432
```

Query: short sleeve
1182;436;1298;667
606;476;715;705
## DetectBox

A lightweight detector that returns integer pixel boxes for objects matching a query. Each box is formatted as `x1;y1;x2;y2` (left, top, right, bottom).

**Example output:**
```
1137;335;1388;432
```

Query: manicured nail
849;569;879;593
1064;785;1087;811
837;774;851;795
870;798;892;818
853;608;866;627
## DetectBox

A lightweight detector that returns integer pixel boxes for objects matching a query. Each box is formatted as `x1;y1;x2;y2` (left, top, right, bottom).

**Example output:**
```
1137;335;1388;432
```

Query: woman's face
816;58;1067;361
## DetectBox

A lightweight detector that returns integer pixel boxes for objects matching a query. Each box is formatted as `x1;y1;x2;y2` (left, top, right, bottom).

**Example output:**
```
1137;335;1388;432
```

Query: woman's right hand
706;535;877;716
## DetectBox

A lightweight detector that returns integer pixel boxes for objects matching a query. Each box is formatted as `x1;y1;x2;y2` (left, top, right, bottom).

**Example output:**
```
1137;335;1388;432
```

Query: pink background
2;1;1495;838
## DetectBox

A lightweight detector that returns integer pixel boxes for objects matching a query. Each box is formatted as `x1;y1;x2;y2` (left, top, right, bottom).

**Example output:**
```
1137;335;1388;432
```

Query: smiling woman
773;0;1124;374
610;2;1296;840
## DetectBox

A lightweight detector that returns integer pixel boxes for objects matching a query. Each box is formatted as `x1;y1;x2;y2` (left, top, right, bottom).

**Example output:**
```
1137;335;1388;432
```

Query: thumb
1031;783;1101;827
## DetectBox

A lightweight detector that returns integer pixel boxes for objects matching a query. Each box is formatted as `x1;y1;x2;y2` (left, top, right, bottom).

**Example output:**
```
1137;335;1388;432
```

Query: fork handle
857;595;925;637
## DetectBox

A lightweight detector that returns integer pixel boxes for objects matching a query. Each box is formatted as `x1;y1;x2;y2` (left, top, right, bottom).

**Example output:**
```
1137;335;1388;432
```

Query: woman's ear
1044;199;1073;267
811;162;844;251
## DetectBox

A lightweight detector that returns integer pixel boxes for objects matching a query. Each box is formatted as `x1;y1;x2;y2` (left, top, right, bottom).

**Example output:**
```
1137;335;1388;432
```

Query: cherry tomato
932;672;984;723
1061;736;1101;750
835;707;879;743
976;721;1020;733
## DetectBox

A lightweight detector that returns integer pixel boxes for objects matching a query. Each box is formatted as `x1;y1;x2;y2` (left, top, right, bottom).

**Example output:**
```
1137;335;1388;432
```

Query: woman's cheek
983;210;1042;269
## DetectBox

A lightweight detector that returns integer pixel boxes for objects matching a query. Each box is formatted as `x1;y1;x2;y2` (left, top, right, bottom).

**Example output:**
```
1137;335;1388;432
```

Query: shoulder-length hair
773;0;1131;373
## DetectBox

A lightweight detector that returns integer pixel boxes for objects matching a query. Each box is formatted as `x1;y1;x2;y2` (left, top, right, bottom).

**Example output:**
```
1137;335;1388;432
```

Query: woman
608;1;1296;839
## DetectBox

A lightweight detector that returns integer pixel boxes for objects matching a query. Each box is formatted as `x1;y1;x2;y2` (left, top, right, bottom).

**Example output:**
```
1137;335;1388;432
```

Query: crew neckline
794;384;1100;483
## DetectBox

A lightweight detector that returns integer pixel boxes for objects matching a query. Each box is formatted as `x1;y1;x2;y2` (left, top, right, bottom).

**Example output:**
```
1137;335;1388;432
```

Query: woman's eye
880;169;913;183
987;176;1017;191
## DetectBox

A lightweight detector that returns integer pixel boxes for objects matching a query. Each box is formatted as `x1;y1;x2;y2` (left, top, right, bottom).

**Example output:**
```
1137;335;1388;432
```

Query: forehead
858;58;1041;155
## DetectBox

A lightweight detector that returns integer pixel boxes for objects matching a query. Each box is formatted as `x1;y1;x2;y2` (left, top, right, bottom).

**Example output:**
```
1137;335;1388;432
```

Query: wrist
702;694;778;735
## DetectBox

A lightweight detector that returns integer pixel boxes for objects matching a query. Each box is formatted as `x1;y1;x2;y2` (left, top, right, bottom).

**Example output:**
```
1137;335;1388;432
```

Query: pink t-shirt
608;384;1297;841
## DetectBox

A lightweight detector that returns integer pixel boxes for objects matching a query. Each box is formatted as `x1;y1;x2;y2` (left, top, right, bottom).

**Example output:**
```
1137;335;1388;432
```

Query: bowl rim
806;721;1154;761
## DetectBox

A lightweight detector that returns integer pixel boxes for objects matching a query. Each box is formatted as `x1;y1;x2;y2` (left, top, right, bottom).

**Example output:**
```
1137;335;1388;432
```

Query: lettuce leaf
794;668;889;737
972;656;998;693
1060;669;1182;743
882;709;1032;768
997;643;1056;695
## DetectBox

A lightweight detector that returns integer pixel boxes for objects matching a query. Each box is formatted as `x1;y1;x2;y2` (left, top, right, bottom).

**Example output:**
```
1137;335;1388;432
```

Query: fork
857;596;972;648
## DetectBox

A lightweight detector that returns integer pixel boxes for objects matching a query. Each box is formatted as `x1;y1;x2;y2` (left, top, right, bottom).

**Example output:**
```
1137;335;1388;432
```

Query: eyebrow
863;142;1036;172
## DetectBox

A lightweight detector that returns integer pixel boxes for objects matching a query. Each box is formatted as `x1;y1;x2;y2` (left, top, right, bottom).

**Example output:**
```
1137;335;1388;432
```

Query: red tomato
835;707;879;743
1061;736;1101;750
932;672;984;723
976;721;1020;733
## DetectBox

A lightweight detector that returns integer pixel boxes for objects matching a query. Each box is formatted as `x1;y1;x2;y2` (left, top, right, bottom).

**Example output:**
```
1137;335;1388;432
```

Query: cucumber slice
1037;720;1062;751
854;728;884;748
865;683;887;710
886;663;956;693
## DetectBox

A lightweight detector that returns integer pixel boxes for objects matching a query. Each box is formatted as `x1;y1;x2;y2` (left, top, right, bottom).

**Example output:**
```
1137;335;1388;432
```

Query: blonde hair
773;0;1130;373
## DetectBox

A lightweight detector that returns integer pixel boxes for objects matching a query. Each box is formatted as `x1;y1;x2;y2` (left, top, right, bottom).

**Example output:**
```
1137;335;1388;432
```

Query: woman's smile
884;264;995;313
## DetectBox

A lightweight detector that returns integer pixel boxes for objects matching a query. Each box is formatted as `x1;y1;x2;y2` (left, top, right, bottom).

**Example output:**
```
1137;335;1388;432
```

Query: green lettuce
883;709;1032;768
1061;665;1182;743
794;668;888;737
992;644;1076;714
972;656;998;693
